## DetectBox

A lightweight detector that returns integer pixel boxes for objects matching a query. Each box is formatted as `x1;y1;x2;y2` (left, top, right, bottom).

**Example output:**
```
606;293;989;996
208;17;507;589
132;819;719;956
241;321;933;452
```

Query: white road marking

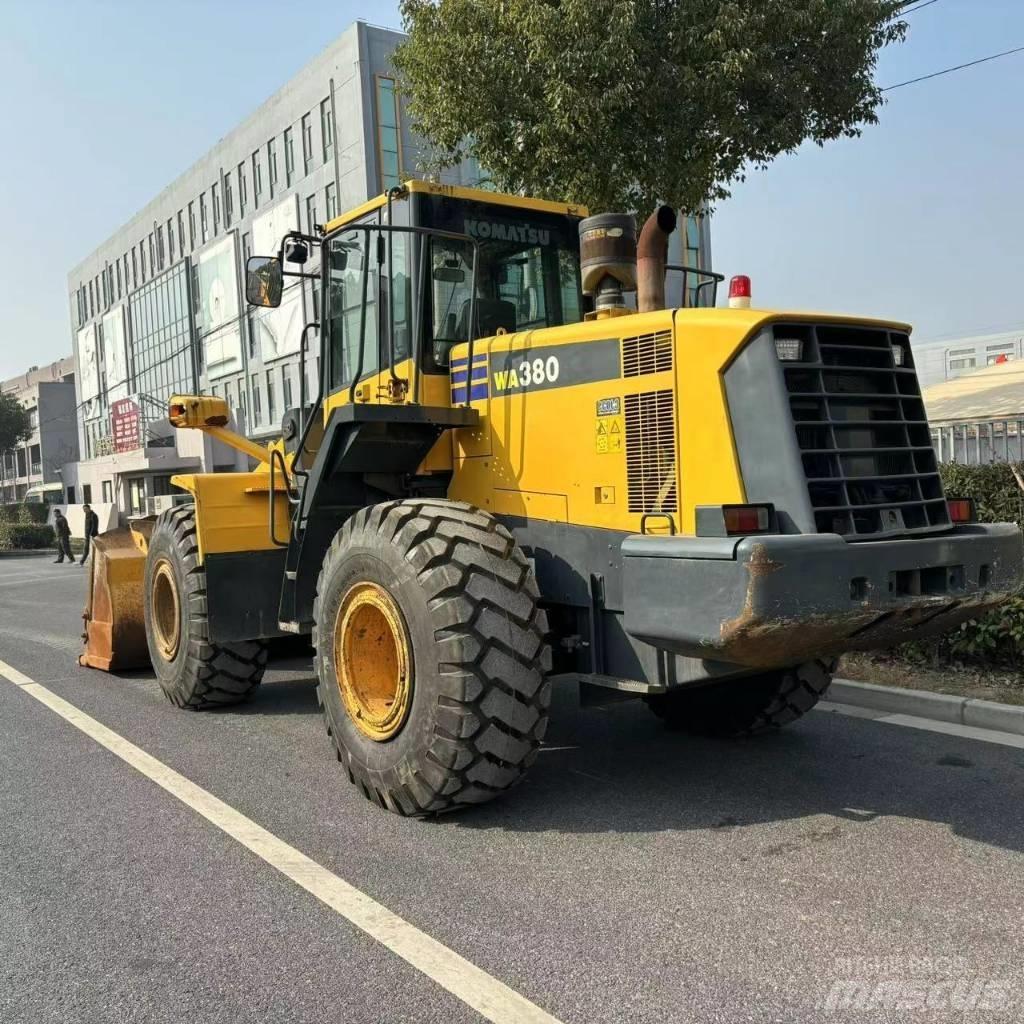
0;658;563;1024
0;575;81;588
817;701;1024;749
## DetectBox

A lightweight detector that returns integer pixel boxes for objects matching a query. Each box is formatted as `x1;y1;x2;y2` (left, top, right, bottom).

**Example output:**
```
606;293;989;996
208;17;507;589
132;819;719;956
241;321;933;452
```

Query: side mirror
246;256;283;308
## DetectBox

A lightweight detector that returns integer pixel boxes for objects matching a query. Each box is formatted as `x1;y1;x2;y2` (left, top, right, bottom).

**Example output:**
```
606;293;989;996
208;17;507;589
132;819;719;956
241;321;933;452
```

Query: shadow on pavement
455;687;1024;855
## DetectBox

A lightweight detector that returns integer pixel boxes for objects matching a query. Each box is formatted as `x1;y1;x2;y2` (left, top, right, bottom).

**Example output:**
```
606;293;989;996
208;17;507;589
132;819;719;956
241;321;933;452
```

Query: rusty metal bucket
79;520;155;672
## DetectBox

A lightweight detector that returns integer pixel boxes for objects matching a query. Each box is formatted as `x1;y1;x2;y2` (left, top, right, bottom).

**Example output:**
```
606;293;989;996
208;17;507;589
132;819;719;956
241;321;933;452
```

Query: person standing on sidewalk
52;510;74;565
79;503;99;565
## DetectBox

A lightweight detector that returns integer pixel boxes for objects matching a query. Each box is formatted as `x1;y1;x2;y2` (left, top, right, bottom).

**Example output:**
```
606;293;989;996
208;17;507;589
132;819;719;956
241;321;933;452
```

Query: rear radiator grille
624;389;678;514
622;330;673;377
779;324;949;537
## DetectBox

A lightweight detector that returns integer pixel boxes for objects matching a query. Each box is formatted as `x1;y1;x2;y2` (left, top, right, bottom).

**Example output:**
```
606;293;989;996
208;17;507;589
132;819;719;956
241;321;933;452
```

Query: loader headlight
774;337;803;362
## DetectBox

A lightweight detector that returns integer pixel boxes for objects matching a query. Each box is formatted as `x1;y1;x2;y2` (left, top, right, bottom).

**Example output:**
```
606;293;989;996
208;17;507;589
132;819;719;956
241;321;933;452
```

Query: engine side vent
624;389;678;514
622;330;673;377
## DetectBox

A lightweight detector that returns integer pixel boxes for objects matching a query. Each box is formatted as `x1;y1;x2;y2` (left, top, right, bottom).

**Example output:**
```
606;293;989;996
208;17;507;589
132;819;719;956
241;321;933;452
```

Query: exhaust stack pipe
637;206;677;312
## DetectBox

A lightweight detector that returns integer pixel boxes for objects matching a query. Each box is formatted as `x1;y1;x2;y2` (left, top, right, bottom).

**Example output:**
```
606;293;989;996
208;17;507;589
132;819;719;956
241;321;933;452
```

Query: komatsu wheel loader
81;180;1023;815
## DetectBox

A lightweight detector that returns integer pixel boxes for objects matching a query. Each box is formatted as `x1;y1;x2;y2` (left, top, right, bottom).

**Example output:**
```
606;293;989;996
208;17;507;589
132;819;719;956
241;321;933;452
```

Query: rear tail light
723;504;772;535
947;498;976;524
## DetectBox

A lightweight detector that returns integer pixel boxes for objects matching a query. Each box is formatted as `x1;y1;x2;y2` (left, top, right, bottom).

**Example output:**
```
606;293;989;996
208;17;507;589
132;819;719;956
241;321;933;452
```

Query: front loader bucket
79;523;154;672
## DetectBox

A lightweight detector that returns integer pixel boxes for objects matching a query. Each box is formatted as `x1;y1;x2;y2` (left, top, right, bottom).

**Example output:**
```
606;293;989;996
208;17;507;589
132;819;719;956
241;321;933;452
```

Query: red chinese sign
110;398;141;453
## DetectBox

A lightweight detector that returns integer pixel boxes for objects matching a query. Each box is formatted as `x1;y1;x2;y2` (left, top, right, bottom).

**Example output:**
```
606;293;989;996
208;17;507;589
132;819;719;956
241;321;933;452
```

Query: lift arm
167;394;273;466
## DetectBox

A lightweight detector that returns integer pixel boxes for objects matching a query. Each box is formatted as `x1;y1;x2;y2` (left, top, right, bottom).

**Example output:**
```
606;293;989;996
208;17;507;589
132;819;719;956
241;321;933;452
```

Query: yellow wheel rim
334;582;412;741
151;558;181;662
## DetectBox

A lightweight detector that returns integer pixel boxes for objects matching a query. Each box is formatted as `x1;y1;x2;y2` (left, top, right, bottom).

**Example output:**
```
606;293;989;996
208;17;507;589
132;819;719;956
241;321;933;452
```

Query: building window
167;218;175;263
376;76;402;191
250;373;262;425
149;233;156;273
325;182;337;222
224;175;233;227
267;138;278;198
282;363;293;409
102;480;113;503
236;162;246;217
115;261;122;298
140;242;147;281
320;97;334;163
199;193;209;243
305;194;318;234
252;150;263;208
266;369;277;425
188;202;196;251
156;226;165;269
131;249;138;289
301;113;313;174
177;211;186;256
284;127;295;186
83;483;93;503
212;183;221;235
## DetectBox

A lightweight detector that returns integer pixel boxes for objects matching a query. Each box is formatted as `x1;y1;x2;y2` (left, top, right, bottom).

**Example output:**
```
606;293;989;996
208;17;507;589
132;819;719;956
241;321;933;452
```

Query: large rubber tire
645;660;833;737
313;499;551;816
144;506;268;710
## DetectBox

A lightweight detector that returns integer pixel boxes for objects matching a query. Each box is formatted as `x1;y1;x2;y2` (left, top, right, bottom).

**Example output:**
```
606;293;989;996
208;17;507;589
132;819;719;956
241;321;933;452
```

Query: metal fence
931;420;1024;464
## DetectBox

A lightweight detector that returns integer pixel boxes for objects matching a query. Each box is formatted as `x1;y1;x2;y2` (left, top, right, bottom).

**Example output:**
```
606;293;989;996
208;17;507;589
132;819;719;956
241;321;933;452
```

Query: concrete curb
0;549;55;559
829;677;1024;738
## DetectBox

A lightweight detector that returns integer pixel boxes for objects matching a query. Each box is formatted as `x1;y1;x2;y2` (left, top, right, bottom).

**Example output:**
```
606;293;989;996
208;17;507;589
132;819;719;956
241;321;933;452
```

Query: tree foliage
0;392;32;456
394;0;906;213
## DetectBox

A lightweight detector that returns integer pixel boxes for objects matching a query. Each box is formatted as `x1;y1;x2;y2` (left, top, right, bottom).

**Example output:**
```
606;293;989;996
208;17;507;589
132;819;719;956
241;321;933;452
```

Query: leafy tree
394;0;907;213
0;392;32;459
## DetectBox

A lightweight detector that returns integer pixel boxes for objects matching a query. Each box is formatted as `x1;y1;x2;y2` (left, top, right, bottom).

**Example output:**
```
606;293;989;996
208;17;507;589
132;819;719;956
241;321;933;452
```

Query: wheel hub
334;582;412;741
151;558;181;662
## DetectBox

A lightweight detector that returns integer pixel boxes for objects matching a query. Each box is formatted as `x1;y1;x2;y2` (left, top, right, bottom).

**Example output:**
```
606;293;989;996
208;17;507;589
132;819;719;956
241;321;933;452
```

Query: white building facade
0;358;79;504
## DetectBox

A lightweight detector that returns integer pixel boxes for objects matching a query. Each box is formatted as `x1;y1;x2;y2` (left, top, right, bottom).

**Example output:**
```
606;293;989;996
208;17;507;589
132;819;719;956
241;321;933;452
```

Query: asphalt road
2;553;1023;1024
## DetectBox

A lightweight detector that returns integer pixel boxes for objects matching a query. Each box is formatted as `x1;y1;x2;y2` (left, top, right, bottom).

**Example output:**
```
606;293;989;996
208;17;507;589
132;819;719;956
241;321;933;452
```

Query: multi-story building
911;329;1024;388
65;21;485;517
0;358;78;503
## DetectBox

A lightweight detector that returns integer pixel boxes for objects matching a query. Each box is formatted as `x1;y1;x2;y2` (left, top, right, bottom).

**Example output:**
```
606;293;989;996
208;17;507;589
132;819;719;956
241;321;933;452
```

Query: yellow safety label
596;416;623;454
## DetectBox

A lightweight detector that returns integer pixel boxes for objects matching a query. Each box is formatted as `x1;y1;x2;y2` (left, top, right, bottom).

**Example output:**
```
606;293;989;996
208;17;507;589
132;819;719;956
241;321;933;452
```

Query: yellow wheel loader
81;180;1023;815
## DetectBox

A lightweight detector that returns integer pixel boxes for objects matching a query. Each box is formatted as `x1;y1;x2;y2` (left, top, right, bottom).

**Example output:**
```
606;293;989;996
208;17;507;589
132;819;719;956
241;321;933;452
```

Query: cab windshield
325;199;584;391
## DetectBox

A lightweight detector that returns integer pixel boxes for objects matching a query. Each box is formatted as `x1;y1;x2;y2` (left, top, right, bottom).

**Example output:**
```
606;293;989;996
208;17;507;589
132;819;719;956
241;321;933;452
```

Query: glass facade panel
252;150;263;207
267;138;278;198
128;262;195;405
320;98;333;161
237;163;248;217
284;128;295;186
376;77;401;191
301;113;313;173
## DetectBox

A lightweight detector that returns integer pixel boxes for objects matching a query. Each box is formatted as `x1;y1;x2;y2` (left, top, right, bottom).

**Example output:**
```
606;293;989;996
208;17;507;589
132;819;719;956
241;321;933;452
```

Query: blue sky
0;0;1021;379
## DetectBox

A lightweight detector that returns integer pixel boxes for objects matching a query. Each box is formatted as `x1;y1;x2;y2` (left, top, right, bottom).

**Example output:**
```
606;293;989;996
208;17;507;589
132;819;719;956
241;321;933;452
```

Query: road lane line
0;657;563;1024
817;701;1024;749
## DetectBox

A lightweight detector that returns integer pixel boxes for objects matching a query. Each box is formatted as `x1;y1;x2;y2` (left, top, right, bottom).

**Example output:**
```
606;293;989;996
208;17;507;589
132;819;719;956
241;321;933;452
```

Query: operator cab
319;182;588;396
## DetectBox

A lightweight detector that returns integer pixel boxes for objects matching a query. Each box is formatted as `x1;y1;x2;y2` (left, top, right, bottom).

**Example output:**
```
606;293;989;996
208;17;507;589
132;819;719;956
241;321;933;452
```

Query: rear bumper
622;525;1023;668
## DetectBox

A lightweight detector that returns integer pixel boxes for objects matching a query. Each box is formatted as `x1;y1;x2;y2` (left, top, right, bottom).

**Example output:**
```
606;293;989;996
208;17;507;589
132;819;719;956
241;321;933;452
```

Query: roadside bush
0;523;55;550
0;502;50;525
899;462;1024;670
